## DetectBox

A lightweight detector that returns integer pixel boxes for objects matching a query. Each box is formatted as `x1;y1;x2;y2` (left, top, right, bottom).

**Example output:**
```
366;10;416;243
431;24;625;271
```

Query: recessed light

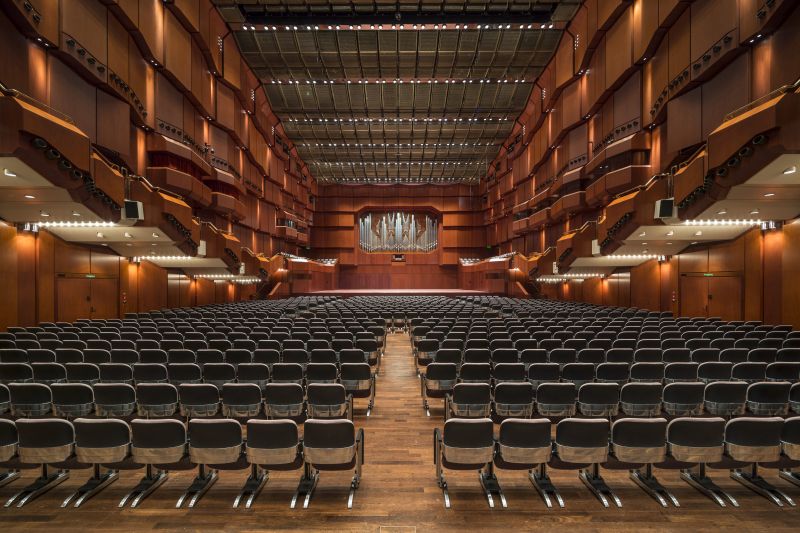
124;232;133;238
763;192;775;197
126;243;132;247
96;232;104;238
72;212;81;217
665;230;674;236
666;242;673;245
152;232;160;238
783;166;796;175
695;231;703;236
4;169;17;177
151;243;157;246
717;209;727;215
750;209;760;215
641;242;648;245
40;211;50;217
638;231;646;237
24;194;35;199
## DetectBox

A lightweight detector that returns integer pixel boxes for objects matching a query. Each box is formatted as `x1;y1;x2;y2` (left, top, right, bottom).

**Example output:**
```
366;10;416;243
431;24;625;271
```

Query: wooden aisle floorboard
0;333;798;531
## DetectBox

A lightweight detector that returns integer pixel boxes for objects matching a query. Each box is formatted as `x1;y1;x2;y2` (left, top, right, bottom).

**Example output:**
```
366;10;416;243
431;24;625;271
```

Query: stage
300;288;495;297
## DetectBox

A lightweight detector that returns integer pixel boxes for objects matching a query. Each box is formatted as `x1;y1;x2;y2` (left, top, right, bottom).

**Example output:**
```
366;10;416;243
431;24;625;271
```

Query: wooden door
90;278;119;319
708;276;742;321
680;276;708;318
56;278;92;323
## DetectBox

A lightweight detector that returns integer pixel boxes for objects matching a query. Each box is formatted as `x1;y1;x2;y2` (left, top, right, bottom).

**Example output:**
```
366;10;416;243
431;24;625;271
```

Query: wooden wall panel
164;9;191;90
155;72;183;127
690;0;738;61
138;0;165;64
665;86;701;155
667;8;691;81
97;90;131;157
59;0;108;65
780;222;799;328
605;5;633;85
48;57;97;142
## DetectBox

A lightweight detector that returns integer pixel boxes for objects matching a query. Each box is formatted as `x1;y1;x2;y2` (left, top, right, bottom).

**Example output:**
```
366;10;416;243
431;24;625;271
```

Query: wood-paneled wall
543;225;800;328
312;184;485;289
0;224;248;330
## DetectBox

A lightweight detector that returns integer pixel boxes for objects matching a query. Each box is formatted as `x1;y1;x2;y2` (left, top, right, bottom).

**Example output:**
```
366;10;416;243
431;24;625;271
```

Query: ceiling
212;0;581;184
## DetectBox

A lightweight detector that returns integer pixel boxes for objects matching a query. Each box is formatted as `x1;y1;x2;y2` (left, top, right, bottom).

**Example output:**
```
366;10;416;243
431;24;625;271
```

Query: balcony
148;167;213;208
586;165;651;207
210;192;247;220
550;191;586;221
556;222;596;270
526;207;550;230
597;176;669;254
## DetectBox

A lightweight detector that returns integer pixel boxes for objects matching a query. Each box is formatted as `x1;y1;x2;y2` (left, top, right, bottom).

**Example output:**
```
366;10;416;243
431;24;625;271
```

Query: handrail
131;174;189;204
611;172;669;201
0;82;76;125
724;77;800;121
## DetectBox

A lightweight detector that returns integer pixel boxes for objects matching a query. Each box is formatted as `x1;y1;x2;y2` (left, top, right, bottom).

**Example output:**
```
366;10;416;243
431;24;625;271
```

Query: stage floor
302;288;492;296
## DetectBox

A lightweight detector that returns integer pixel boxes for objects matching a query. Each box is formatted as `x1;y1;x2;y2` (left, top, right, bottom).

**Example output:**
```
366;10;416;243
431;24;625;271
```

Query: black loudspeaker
120;200;144;225
654;198;675;220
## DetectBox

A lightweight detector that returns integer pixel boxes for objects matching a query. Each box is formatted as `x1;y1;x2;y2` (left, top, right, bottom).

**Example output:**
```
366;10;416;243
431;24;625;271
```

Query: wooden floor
2;333;799;532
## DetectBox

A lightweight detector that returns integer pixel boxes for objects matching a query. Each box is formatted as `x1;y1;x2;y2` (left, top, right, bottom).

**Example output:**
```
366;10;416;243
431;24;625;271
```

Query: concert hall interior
0;0;799;530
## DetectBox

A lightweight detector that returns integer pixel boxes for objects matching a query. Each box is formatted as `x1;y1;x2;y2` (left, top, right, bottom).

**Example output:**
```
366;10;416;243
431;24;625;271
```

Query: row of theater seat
435;415;800;508
416;345;800;364
0;417;363;509
422;359;800;388
0;344;382;364
424;380;800;420
1;380;374;421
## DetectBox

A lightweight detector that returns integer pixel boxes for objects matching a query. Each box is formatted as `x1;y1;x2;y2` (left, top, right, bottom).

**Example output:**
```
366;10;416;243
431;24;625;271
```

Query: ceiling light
152;232;160;238
783;166;796;175
750;209;760;215
638;231;646;237
24;194;35;199
717;209;727;215
666;242;673;245
641;242;648;245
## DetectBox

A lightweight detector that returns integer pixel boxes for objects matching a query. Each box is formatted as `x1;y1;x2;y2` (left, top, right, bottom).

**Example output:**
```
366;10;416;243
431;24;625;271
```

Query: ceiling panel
214;0;580;183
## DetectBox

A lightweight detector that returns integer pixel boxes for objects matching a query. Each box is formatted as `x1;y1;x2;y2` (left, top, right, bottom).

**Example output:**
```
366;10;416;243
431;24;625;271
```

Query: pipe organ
358;211;438;253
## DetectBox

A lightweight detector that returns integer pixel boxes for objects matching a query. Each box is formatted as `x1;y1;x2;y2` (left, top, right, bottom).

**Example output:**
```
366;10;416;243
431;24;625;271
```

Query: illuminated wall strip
244;23;555;31
302;142;497;147
37;221;116;228
683;219;763;226
316;161;486;166
285;117;511;123
270;78;531;85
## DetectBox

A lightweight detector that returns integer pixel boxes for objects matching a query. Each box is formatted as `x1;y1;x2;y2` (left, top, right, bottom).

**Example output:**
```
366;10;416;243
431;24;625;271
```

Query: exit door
56;277;119;322
679;274;742;321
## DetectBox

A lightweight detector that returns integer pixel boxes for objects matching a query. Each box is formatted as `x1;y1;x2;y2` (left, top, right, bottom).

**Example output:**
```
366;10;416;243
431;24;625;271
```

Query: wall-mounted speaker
119;200;144;226
197;240;207;257
654;198;677;220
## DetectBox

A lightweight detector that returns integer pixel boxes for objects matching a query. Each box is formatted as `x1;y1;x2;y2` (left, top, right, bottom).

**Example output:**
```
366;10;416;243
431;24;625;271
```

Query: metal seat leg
176;464;218;508
233;465;268;509
579;464;622;508
730;464;795;507
290;463;318;509
0;469;20;489
630;465;679;507
5;465;69;508
779;469;800;488
119;465;168;508
680;464;738;507
62;464;118;508
530;464;564;508
479;463;507;508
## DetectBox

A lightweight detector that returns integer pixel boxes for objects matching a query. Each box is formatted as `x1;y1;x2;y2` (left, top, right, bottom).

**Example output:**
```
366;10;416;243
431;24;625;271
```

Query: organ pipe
358;211;438;252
